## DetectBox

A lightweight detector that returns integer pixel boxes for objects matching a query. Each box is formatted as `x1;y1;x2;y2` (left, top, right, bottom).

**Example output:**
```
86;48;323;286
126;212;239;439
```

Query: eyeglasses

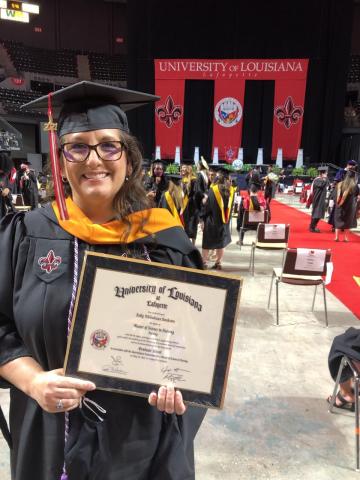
60;141;125;163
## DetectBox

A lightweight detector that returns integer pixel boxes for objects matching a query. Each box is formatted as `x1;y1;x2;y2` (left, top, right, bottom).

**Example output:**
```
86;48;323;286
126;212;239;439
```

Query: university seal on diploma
64;252;242;408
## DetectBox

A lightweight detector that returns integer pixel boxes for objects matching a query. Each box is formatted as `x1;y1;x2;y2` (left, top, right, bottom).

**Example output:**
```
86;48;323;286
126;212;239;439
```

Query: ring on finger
56;399;64;410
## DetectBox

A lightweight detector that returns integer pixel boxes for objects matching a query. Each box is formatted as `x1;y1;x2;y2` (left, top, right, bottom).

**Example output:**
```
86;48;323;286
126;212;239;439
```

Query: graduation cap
20;81;159;220
347;160;357;167
151;159;167;168
166;173;182;185
208;163;229;173
317;166;328;173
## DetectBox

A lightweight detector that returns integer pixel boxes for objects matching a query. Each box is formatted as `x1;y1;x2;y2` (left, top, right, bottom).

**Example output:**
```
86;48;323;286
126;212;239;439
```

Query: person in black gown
144;159;169;206
18;161;39;210
333;170;359;242
0;82;206;480
307;166;329;233
0;151;15;220
201;167;236;270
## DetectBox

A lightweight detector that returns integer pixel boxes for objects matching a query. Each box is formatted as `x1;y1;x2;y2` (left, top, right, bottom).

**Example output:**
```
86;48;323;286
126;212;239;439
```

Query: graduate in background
143;159;168;206
159;173;186;226
306;166;330;233
0;82;206;480
194;156;210;210
201;166;236;270
0;150;15;219
333;170;359;242
180;159;199;244
18;160;39;210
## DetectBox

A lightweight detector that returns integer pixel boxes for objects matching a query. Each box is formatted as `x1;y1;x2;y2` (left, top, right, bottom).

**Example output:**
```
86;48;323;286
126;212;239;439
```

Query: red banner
154;79;185;159
154;59;309;161
212;80;245;162
271;79;307;160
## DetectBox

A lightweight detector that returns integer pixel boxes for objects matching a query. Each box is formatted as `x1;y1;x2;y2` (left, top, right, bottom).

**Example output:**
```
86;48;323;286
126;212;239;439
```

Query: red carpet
271;199;360;319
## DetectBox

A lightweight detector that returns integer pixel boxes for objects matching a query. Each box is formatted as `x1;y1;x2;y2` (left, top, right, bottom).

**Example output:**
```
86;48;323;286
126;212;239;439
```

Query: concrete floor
1;195;360;479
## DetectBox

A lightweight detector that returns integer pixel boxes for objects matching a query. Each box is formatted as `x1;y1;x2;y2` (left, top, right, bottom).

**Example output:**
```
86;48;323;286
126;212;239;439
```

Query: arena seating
0;88;41;115
1;40;126;82
88;52;127;82
2;40;78;78
348;55;360;83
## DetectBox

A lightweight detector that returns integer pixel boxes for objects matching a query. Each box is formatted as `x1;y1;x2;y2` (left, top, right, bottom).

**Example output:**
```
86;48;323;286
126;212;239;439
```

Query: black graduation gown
201;189;233;250
328;327;360;382
144;176;169;206
0;204;206;480
194;172;208;211
182;180;199;240
334;185;359;229
19;170;38;210
0;174;14;220
311;177;329;220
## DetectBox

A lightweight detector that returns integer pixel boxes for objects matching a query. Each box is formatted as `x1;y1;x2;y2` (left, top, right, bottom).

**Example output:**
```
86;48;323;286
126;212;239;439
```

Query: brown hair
337;170;357;205
47;131;151;242
168;180;184;211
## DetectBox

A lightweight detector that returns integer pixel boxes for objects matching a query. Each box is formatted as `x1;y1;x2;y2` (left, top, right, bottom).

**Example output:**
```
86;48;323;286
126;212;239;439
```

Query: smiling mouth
83;172;109;180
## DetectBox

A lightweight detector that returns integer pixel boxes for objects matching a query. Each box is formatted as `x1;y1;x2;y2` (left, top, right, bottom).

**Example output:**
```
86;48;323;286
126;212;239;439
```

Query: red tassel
47;93;69;220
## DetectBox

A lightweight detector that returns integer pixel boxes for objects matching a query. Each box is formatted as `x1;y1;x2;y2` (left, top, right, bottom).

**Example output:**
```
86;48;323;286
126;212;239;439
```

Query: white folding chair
249;223;290;276
267;248;332;326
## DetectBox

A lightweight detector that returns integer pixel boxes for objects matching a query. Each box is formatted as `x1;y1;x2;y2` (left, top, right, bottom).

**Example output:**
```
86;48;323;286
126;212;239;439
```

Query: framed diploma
64;252;242;409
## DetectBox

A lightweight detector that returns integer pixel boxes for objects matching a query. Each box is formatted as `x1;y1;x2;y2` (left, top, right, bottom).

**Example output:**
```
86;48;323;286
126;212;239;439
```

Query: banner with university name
154;59;309;161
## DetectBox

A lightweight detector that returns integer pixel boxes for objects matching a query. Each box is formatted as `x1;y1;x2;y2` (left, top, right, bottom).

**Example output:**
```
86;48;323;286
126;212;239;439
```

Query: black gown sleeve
0;213;32;373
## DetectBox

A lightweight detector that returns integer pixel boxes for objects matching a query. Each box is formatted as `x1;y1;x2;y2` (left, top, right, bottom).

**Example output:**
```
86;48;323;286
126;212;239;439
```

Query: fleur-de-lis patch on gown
38;250;62;273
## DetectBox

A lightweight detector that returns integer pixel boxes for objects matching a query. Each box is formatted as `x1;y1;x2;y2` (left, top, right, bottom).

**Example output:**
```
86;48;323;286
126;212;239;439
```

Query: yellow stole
164;191;187;226
52;197;182;245
211;184;236;223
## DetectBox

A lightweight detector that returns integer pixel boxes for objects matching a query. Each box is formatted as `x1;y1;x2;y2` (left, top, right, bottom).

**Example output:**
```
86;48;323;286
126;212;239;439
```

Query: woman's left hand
148;385;186;415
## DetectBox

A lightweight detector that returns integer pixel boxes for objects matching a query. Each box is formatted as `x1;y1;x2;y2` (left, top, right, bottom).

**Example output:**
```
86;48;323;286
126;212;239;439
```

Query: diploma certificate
64;252;242;409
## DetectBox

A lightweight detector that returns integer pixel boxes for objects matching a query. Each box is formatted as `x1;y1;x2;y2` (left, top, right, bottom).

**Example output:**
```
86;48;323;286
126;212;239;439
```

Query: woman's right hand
29;368;96;413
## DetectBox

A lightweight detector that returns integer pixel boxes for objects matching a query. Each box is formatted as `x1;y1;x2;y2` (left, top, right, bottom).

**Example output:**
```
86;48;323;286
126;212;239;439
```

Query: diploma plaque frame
64;252;242;409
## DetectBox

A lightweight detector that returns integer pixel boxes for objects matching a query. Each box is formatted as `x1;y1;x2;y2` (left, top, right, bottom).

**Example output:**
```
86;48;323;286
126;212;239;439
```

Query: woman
334;170;359;242
236;185;267;245
0;82;206;480
201;168;236;270
159;173;185;225
0;151;15;220
180;161;199;244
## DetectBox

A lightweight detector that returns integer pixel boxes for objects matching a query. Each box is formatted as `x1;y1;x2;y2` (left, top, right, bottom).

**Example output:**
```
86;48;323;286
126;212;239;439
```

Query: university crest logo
90;329;110;350
214;97;242;128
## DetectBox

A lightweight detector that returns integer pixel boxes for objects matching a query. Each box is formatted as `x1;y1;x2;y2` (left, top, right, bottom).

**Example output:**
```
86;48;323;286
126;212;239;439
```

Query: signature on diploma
161;366;191;383
102;355;127;375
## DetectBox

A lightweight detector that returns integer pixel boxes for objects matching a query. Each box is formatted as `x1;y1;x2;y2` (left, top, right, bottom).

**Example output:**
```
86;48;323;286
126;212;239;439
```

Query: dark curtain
127;0;354;165
339;131;360;165
241;81;274;164
182;80;214;161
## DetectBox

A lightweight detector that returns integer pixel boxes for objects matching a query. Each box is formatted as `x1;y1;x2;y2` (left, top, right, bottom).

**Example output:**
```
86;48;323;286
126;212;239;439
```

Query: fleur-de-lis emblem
38;250;62;273
156;95;183;128
274;96;304;129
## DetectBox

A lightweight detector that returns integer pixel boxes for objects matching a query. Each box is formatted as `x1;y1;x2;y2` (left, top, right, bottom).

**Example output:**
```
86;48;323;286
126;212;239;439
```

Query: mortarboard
22;81;159;137
166;174;182;186
347;160;357;167
151;159;167;167
317;166;328;173
21;81;159;220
